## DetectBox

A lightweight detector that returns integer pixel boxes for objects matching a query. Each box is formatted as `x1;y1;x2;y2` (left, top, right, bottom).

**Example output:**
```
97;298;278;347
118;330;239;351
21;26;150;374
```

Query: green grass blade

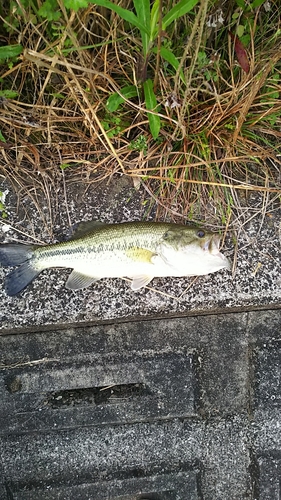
143;78;161;139
0;130;6;142
152;46;186;83
162;0;199;29
89;0;150;35
133;0;151;54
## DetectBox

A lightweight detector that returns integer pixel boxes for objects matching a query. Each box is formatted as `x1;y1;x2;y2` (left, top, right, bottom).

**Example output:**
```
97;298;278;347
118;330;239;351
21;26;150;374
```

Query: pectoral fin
126;248;155;263
130;275;153;291
66;271;100;290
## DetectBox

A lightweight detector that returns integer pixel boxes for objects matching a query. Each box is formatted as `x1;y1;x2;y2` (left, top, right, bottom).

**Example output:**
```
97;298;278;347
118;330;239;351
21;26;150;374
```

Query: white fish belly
71;253;228;278
36;243;229;278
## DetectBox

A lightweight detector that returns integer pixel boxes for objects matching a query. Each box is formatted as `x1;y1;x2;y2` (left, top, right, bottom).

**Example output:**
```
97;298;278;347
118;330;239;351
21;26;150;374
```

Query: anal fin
66;271;100;290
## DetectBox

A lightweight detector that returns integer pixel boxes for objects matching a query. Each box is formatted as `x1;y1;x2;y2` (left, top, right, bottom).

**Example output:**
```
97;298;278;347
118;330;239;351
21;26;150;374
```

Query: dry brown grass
0;0;280;229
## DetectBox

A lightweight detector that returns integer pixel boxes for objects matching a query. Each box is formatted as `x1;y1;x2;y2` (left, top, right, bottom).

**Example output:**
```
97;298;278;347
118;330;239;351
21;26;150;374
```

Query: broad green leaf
143;79;160;139
236;0;246;8
133;0;150;27
162;0;199;30
64;0;89;10
152;46;186;83
106;85;138;112
133;0;150;54
236;24;244;37
150;0;160;41
251;0;266;7
0;44;23;61
89;0;149;35
38;0;61;20
240;34;251;46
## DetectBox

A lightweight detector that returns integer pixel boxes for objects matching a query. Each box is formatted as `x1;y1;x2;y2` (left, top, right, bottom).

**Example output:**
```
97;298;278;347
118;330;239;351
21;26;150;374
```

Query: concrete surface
0;174;280;499
0;307;280;499
0;175;280;331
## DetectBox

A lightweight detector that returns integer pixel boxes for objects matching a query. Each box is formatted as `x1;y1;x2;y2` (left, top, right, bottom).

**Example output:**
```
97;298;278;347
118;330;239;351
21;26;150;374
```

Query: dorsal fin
68;220;107;240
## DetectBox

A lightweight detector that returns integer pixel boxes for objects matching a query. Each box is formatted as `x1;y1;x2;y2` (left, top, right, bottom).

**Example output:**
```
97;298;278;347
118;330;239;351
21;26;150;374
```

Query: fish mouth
203;234;231;270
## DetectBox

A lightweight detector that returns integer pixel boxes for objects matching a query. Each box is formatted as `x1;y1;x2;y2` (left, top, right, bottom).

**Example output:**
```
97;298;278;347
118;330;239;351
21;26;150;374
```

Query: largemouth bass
0;221;231;296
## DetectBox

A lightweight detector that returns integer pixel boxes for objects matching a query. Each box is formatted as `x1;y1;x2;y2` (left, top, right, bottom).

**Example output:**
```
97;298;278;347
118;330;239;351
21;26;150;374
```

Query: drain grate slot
45;382;149;408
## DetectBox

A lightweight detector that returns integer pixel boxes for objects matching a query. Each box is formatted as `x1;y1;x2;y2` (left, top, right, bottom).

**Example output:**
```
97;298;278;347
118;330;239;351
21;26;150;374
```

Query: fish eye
197;230;205;238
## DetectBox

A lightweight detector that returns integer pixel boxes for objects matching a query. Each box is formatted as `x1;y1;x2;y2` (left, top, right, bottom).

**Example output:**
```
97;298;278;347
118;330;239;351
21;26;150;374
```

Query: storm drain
0;307;280;499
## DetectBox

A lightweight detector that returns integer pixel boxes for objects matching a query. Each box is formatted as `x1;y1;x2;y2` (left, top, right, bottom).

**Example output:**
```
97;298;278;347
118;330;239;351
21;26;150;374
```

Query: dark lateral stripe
36;244;105;258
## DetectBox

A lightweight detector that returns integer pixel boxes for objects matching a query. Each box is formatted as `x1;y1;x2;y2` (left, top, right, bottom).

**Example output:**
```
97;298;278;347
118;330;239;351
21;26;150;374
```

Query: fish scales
0;221;231;296
33;222;169;268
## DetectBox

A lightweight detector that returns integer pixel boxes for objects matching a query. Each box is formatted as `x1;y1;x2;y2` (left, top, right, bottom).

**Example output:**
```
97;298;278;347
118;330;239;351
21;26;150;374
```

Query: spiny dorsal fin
68;220;107;240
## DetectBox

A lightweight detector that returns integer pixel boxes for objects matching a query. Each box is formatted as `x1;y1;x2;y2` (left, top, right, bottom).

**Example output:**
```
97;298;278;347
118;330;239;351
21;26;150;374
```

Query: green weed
101;114;129;138
0;0;280;226
0;131;6;142
129;135;148;154
94;0;200;138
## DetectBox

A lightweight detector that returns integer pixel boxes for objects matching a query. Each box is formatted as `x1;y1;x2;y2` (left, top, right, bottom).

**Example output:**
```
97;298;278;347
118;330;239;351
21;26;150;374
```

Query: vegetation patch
0;0;280;227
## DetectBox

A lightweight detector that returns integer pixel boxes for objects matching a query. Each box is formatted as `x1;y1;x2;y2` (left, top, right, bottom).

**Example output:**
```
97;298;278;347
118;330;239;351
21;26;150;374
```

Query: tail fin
0;244;40;296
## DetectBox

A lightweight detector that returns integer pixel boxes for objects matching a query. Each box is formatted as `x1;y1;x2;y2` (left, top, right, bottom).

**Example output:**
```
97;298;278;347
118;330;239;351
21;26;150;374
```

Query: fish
0;221;231;296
